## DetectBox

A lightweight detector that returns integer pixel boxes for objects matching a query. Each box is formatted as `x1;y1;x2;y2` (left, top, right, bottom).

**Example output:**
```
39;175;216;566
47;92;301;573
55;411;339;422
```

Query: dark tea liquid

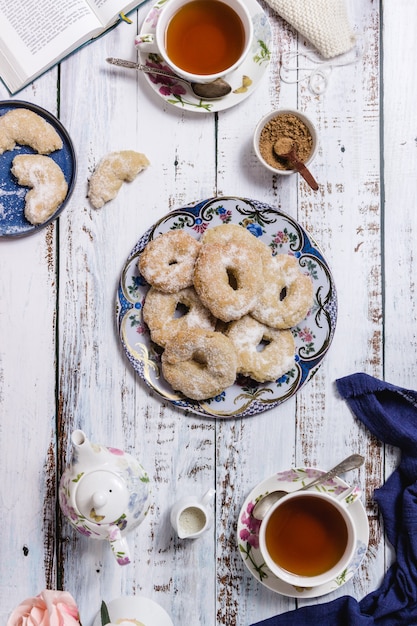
265;496;348;577
165;0;245;75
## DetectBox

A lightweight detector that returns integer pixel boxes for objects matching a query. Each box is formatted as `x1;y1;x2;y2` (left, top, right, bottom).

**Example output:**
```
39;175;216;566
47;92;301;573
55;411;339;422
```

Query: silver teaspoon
252;453;365;521
106;57;232;99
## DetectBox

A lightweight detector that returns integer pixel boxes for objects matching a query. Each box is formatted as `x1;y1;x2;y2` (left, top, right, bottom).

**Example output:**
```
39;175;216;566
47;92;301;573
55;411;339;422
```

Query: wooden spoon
273;137;319;191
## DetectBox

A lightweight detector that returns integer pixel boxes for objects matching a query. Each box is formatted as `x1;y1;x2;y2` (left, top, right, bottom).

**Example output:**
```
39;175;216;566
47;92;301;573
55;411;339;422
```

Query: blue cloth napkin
251;373;417;626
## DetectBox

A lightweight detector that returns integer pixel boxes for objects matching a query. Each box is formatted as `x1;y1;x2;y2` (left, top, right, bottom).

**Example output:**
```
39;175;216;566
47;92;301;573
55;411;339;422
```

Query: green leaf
101;601;111;625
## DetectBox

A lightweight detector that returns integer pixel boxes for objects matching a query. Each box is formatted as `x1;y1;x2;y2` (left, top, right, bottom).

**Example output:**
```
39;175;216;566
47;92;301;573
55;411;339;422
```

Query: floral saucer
116;196;337;418
93;597;173;626
237;468;369;598
135;0;271;112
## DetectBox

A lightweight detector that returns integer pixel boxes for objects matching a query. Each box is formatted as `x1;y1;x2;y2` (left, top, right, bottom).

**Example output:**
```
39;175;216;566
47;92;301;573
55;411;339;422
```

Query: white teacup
135;0;253;84
259;488;359;588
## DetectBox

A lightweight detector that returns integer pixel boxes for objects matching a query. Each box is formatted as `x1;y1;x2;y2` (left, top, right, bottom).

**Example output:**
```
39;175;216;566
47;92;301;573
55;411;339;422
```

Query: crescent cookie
11;154;68;225
87;150;149;208
0;108;63;154
226;315;295;382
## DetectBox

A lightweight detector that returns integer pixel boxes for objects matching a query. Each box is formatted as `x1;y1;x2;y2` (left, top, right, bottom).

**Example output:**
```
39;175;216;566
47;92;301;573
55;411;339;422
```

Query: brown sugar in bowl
253;109;318;175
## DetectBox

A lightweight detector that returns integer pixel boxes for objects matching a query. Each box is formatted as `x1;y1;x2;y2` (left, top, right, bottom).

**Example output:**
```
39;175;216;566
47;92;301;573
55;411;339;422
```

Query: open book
0;0;147;94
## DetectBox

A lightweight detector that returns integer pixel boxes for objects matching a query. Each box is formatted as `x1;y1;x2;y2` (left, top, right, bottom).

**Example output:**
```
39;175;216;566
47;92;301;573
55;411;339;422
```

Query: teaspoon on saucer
251;453;365;521
106;57;232;100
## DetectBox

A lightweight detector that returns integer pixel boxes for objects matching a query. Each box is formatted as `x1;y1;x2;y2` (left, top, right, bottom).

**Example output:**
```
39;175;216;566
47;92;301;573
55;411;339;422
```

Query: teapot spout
70;430;100;465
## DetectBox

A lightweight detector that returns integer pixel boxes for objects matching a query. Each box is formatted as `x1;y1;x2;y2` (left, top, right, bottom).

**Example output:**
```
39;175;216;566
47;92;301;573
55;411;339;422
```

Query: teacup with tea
135;0;253;85
259;489;358;588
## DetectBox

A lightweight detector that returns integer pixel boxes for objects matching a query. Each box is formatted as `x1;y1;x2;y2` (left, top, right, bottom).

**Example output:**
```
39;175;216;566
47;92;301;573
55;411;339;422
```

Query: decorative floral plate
0;100;76;238
238;468;369;598
116;196;337;418
93;596;173;626
135;0;271;113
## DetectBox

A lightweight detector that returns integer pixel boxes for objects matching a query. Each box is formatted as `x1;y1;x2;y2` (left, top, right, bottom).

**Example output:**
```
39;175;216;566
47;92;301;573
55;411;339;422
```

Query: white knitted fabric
266;0;356;59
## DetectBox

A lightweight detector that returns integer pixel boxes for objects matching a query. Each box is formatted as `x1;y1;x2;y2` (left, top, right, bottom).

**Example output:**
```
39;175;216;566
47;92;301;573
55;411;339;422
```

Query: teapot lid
75;470;129;524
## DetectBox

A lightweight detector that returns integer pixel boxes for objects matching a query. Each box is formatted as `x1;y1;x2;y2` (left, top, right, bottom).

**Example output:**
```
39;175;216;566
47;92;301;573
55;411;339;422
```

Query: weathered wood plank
0;71;60;620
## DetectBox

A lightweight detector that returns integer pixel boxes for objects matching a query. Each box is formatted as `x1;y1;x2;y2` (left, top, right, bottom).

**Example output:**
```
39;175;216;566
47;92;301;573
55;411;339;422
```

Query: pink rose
7;589;81;626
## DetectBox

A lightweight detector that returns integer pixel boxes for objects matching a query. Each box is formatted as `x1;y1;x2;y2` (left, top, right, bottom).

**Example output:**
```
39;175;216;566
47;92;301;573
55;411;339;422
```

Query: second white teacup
135;0;253;84
259;489;358;588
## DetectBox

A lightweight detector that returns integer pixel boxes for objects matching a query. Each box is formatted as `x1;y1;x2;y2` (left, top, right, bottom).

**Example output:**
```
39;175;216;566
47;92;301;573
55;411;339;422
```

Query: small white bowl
253;109;318;175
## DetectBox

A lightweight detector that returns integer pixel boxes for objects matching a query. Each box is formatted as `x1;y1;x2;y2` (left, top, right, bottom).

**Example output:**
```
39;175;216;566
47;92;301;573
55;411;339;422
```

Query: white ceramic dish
237;469;369;598
136;0;271;113
116;196;337;419
253;109;318;175
93;597;173;626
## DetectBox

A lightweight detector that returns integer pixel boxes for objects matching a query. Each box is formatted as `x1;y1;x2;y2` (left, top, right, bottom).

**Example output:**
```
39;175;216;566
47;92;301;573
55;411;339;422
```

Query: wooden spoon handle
290;158;319;191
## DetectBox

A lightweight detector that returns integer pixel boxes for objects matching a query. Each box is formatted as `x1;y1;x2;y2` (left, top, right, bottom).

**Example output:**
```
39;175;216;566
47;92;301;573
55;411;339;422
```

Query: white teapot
59;430;151;566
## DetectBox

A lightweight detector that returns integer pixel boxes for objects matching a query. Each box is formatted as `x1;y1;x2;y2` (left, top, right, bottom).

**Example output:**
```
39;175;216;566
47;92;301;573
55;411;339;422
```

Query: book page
87;0;142;26
0;0;103;77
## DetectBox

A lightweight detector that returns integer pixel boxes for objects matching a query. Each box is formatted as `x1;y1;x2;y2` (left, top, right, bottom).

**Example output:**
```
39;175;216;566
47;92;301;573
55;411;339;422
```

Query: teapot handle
108;525;131;566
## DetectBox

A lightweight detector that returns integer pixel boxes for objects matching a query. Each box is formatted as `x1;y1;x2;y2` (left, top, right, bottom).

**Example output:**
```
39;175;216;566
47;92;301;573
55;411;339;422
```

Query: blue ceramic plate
116;197;338;418
0;100;76;238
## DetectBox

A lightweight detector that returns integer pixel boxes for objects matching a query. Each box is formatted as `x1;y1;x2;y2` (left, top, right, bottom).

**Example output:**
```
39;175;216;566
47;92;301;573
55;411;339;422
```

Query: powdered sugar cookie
161;329;238;400
143;286;216;347
227;315;295;382
193;240;262;322
11;154;68;225
139;230;201;293
88;150;149;208
251;253;314;329
0;108;63;155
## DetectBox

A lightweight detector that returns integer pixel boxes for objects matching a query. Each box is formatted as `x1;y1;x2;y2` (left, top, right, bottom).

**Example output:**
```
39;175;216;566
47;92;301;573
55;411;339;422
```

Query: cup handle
108;525;131;566
135;34;159;53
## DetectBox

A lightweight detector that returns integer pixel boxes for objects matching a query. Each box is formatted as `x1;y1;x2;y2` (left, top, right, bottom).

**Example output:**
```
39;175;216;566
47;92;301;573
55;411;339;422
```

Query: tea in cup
259;490;358;588
135;0;253;84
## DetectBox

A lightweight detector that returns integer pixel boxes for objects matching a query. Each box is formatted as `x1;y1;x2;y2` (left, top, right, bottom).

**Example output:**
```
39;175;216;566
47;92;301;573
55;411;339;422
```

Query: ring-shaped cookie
139;230;201;293
227;315;295;382
143;286;216;347
161;329;238;400
193;241;262;322
251;253;313;329
201;222;267;253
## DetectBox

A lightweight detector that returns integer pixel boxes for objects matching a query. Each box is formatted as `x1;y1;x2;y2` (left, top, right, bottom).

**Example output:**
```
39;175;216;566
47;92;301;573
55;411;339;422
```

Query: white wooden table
1;1;416;624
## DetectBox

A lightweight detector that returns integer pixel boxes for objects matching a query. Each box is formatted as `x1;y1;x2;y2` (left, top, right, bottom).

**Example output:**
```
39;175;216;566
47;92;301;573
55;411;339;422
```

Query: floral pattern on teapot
59;430;151;566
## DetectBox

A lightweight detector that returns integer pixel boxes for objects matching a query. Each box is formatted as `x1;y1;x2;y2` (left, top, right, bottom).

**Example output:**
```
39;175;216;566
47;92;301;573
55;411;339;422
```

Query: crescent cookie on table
87;150;150;208
0;108;63;154
11;154;68;225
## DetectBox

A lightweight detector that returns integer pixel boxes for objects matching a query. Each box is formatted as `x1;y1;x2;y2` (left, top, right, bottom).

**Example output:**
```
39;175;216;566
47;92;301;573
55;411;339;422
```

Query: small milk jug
170;488;215;539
